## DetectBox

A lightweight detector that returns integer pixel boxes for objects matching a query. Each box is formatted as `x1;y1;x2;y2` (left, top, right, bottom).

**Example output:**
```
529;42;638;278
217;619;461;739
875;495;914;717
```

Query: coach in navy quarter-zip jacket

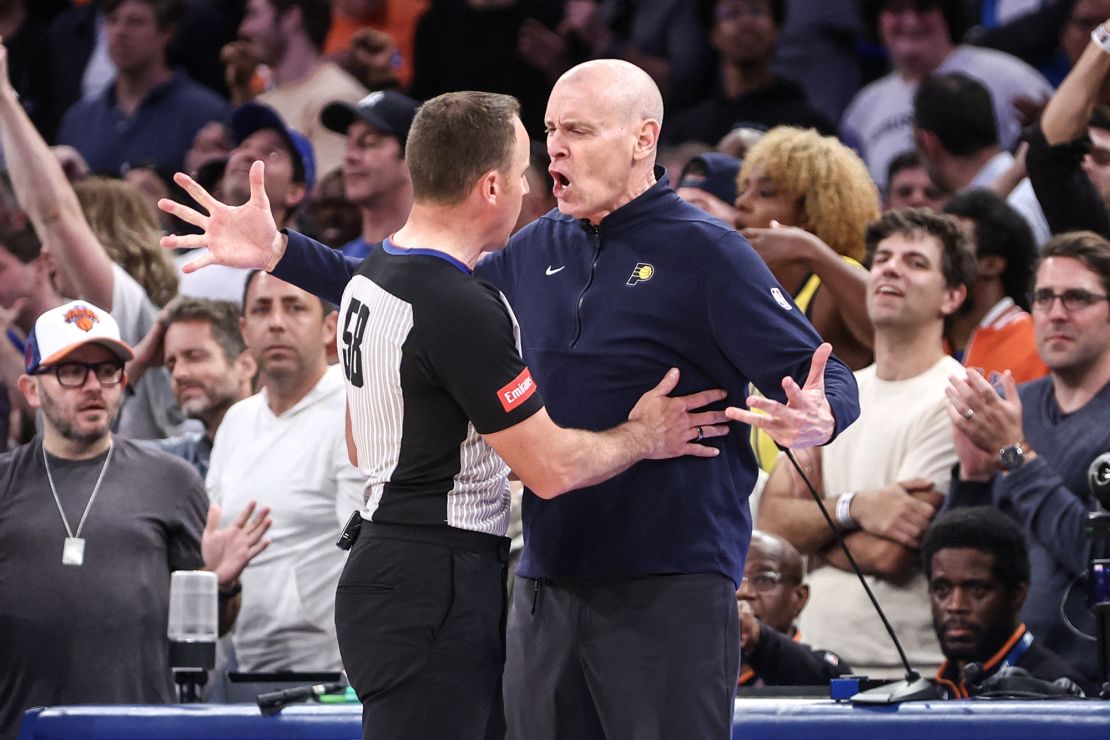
476;169;859;586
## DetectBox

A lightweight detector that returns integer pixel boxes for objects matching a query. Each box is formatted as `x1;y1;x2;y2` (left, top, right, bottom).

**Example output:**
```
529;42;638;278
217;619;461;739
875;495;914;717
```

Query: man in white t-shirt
206;270;363;671
758;208;977;676
841;0;1052;189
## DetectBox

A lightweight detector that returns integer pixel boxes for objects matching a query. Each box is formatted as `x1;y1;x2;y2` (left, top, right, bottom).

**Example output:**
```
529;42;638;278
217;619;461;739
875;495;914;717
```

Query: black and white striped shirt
338;240;544;536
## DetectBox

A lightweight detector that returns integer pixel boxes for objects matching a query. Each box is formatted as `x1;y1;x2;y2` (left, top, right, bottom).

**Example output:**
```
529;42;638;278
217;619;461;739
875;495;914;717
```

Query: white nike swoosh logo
545;266;566;275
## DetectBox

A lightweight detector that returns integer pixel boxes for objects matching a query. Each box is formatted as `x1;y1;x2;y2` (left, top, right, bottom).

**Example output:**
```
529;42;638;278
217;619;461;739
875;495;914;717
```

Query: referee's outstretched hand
628;368;731;460
725;342;835;449
158;160;287;274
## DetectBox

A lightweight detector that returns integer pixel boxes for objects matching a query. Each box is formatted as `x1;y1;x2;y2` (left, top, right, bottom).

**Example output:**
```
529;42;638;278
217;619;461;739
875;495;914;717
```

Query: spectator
74;177;180;308
225;0;367;176
1026;16;1110;238
517;0;715;108
56;0;230;175
44;2;118;143
737;530;851;687
942;188;1048;383
913;71;1050;245
842;0;1052;189
0;300;269;740
736;127;878;372
675;150;742;226
320;89;416;259
663;0;833;146
0;42;188;440
306;168;362;248
205;271;363;672
141;298;256;480
885;150;946;211
409;0;563;138
924;506;1091;697
177;101;316;304
760;209;976;677
945;229;1110;684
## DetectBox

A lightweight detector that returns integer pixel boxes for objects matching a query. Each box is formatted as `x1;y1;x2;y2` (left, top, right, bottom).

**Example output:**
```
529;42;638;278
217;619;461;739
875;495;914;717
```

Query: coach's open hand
725;342;835;449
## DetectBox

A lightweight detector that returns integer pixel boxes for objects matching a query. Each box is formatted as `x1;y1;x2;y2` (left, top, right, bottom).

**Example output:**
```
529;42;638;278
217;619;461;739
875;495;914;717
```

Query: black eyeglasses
740;571;784;593
37;361;124;388
1030;288;1110;313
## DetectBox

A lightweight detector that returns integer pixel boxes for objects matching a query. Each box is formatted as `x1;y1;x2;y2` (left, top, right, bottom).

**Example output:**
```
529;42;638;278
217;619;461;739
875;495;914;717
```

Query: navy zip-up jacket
272;169;859;586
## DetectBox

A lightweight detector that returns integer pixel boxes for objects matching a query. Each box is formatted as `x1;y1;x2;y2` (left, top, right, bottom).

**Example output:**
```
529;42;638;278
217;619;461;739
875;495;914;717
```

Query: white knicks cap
24;300;134;374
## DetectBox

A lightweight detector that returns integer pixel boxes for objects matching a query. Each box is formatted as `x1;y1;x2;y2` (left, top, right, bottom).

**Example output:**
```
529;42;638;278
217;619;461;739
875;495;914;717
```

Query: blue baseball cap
230;101;316;193
679;152;742;205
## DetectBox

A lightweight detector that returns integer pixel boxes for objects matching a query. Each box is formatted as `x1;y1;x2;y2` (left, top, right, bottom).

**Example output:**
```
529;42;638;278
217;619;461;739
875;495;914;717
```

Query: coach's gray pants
504;573;740;740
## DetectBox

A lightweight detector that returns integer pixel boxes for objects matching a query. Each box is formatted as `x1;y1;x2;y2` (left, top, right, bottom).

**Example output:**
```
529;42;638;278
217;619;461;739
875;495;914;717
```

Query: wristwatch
998;441;1028;471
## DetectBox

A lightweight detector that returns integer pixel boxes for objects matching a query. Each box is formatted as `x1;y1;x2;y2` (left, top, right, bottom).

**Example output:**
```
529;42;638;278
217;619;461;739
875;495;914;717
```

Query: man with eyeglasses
736;530;850;687
0;299;271;739
945;229;1110;685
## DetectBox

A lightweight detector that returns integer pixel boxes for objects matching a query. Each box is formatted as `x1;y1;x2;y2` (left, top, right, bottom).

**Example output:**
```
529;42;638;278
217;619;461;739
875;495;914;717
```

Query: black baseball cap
321;90;419;149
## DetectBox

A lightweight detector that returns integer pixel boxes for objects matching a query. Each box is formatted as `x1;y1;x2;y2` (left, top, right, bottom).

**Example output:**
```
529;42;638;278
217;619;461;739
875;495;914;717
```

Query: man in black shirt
924;507;1089;697
737;530;849;686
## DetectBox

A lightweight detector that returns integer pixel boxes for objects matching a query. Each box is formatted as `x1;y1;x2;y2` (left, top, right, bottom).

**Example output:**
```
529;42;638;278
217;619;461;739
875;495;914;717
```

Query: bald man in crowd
160;59;859;739
737;530;850;687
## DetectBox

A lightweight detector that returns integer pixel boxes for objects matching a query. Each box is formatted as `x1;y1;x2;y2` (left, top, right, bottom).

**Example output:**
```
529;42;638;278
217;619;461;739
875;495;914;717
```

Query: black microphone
780;448;943;704
257;682;346;716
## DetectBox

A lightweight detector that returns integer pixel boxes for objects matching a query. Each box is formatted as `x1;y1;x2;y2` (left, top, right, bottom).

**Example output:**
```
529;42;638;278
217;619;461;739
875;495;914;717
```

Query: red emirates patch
498;368;537;412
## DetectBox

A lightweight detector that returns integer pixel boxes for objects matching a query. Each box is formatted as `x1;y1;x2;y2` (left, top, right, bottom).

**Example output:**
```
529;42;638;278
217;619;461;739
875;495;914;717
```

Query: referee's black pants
335;523;509;740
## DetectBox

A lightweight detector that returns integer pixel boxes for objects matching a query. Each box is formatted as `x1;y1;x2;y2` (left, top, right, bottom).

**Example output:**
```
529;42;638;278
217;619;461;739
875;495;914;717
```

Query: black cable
781;447;920;681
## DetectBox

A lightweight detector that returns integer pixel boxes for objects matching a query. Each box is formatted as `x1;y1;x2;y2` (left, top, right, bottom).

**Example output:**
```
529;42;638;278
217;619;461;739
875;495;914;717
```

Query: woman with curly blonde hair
75;176;179;307
736;126;879;370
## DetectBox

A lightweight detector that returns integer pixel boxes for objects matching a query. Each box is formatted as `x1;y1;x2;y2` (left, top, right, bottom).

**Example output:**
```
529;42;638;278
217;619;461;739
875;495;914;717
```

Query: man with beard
923;506;1089;697
0;300;270;739
143;298;257;479
204;271;363;672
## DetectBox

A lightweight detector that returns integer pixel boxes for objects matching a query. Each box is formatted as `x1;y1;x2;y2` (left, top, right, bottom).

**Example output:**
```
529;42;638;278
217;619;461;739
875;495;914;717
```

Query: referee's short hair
406;91;521;206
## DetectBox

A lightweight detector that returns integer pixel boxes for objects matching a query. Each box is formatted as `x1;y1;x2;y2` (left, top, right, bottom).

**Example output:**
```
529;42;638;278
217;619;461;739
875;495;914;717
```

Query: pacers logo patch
627;262;655;286
498;368;537;412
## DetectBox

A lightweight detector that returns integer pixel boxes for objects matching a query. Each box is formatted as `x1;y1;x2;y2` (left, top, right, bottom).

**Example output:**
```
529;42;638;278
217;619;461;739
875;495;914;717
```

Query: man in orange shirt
943;189;1048;384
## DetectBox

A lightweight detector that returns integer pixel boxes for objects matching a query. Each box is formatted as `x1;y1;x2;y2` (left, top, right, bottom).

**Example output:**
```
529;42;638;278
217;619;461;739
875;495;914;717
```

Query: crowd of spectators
2;0;1110;736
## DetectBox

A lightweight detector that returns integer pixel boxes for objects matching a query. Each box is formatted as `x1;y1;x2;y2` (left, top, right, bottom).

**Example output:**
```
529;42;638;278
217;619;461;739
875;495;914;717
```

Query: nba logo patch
770;287;792;311
627;263;654;286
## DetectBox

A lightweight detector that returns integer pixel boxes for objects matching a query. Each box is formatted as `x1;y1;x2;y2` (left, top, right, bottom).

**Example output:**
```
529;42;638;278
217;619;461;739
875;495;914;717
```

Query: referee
160;91;729;740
